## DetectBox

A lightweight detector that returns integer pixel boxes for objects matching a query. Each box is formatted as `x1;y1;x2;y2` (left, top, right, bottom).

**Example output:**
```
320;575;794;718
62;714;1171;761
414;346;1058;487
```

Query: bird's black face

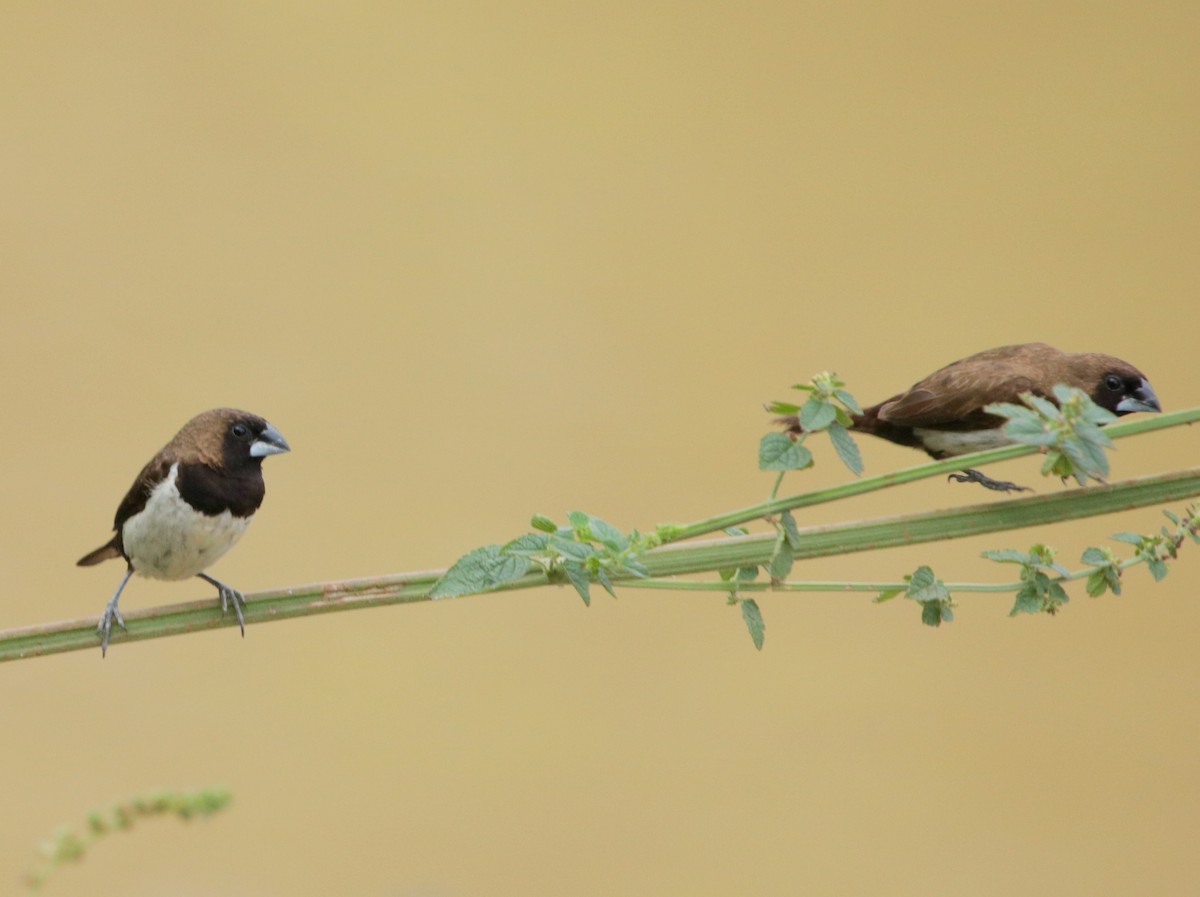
223;416;291;468
1094;371;1162;417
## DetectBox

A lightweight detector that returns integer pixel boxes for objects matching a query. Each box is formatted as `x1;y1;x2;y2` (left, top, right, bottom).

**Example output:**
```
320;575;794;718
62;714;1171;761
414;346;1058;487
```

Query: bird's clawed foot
198;573;246;636
948;468;1033;493
96;567;134;657
96;599;127;657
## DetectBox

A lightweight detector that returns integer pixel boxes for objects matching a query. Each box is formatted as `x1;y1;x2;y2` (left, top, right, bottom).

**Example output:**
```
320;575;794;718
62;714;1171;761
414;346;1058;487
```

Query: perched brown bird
778;343;1160;491
78;408;290;654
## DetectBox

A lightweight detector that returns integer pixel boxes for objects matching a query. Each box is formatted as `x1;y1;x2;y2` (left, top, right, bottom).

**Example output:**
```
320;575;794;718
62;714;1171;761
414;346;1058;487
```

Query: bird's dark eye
1104;374;1124;391
231;422;250;439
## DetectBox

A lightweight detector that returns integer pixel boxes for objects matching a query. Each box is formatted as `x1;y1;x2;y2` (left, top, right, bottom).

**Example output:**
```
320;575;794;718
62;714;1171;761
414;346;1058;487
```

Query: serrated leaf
1148;558;1169;581
981;549;1030;564
921;602;949;627
530;514;558;534
834;389;862;415
1023;393;1060;418
736;566;759;582
596;567;618;599
621;558;649;578
740;599;765;650
799;397;837;431
562;560;591;606
1009;584;1043;616
986;401;1038;422
586;514;628;551
1085;569;1108;597
905;565;949;604
765;401;802;415
779;510;801;549
429;546;530;599
1080;547;1109;566
502;533;550;555
1111;531;1144;545
768;537;794;582
874;589;903;604
549;534;595;562
1002;418;1056;445
827;422;863;475
758;432;814;471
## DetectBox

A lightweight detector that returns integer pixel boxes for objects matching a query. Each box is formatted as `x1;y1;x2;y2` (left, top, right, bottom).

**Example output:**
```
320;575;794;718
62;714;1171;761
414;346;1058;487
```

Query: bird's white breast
121;463;250;581
912;427;1013;457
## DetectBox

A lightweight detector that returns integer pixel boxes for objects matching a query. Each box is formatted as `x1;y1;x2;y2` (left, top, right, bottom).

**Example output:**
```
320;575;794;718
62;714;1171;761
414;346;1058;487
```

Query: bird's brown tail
77;540;121;567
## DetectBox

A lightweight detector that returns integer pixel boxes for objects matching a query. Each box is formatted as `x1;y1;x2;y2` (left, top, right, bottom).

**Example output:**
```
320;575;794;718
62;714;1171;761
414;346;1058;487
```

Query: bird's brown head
170;408;291;470
1071;354;1161;417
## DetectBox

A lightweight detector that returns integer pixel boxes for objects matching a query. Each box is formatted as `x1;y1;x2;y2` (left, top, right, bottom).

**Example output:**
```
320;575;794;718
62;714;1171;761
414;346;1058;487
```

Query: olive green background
3;3;1198;895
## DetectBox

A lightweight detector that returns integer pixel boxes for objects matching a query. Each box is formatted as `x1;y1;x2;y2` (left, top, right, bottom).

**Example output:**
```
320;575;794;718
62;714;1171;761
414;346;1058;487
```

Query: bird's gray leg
97;567;134;657
198;573;246;636
947;468;1033;493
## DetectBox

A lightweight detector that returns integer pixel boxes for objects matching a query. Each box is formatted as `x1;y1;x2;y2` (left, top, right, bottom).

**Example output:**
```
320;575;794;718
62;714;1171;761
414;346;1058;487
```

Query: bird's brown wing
877;365;1040;430
111;453;174;532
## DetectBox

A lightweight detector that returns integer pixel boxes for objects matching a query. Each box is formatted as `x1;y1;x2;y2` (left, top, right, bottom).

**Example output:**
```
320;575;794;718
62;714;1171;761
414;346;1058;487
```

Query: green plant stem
624;556;1145;593
658;407;1200;544
5;466;1199;663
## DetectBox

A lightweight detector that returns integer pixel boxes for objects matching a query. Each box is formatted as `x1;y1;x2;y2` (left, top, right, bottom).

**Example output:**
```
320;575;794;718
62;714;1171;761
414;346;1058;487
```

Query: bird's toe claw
948;468;1032;493
219;586;247;636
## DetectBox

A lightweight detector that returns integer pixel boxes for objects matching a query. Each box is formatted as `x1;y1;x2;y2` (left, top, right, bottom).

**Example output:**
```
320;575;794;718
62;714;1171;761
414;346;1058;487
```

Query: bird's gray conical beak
1116;378;1162;414
250;422;291;457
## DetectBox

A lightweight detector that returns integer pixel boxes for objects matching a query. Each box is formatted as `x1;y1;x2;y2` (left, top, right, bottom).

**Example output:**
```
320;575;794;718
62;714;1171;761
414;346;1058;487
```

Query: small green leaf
922;602;951;627
550;534;595;562
622;558;650;578
827;422;863;475
562;560;591;606
1112;531;1144;545
736;566;759;582
530;514;558;534
765;401;802;415
834;388;862;415
1080;546;1109;566
799;397;837;431
1009;583;1043;615
597;567;618;599
982;548;1030;565
768;536;794;582
586;514;628;551
1085;569;1108;597
740;599;765;650
1147;558;1169;581
724;526;750;537
566;510;590;534
874;589;903;604
779;510;801;549
430;546;530;599
758;432;814;471
502;533;550;555
905;566;949;604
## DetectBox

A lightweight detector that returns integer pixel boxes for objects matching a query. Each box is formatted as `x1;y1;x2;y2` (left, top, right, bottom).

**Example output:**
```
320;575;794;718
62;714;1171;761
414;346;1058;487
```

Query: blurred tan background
2;3;1198;895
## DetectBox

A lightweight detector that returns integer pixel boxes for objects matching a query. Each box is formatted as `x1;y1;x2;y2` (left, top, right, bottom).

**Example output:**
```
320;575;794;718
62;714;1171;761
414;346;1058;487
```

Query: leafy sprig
762;371;863;475
874;565;955;627
430;511;653;606
986;385;1117;485
26;788;232;892
717;527;766;649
